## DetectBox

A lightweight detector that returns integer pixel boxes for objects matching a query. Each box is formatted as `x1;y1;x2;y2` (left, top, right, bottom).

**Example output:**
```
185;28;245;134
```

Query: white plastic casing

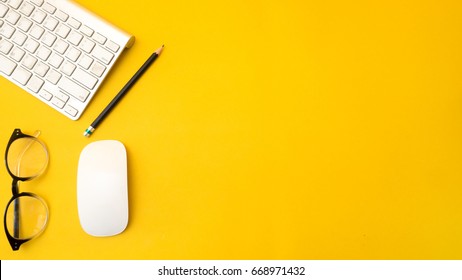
77;140;128;237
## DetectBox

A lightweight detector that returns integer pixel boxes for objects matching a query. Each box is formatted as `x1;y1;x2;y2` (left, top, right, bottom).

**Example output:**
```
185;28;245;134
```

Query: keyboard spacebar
58;77;90;102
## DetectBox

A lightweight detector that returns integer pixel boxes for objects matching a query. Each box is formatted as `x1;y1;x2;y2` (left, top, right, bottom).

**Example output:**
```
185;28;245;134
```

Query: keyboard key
0;24;15;39
80;25;93;36
42;2;56;14
72;68;98;89
51;96;65;108
67;17;80;29
106;41;119;53
17;17;33;32
53;39;68;54
5;10;20;24
30;9;47;23
0;3;8;17
61;60;76;76
27;75;44;92
29;25;45;39
79;38;95;53
91;44;113;64
92;33;106;45
29;0;43;7
89;61;105;77
45;68;61;84
54;91;69;102
41;32;56;46
56;23;70;38
22;54;37;69
66;47;80;61
59;76;89;102
43;16;58;30
9;46;25;61
11;31;27;45
0;53;17;75
39;89;53;101
64;105;78;117
78;54;93;69
67;30;82;45
0;23;15;38
48;53;63;68
12;66;32;85
0;39;13;54
33;61;49;76
24;38;40;53
55;10;68;21
7;0;22;10
36;46;51;60
19;2;35;16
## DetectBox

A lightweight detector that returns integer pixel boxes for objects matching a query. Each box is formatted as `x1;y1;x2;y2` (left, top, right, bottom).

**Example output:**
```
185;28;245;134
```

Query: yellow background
1;0;462;259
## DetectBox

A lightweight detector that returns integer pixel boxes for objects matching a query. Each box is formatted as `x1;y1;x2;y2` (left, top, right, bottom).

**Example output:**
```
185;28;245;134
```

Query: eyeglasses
3;129;49;251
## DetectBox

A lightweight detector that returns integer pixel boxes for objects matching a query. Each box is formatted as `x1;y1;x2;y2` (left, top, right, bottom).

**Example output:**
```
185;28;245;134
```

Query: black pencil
83;45;164;137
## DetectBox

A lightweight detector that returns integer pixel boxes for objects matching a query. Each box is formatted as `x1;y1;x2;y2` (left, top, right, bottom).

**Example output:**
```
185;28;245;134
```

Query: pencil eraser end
84;127;95;137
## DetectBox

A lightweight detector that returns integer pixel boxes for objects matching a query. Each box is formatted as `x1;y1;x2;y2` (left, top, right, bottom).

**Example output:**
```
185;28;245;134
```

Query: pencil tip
155;45;164;55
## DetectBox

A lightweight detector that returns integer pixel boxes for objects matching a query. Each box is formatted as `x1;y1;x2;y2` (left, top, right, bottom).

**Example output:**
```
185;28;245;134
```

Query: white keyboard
0;0;134;120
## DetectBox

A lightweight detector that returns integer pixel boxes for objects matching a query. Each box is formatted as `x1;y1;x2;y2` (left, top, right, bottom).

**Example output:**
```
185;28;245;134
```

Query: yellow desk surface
1;0;462;259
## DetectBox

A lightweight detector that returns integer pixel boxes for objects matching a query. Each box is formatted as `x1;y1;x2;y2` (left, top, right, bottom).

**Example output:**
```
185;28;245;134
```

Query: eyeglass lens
5;194;48;240
6;137;48;179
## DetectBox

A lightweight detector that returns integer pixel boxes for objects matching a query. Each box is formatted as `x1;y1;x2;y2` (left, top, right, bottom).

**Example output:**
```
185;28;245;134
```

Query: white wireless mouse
77;140;128;237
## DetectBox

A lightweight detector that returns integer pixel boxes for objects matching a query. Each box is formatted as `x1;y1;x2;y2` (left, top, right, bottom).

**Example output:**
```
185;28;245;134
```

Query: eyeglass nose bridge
11;178;19;196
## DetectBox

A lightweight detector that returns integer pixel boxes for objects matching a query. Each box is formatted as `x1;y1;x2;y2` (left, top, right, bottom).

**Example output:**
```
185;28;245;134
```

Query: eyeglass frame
3;128;49;251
